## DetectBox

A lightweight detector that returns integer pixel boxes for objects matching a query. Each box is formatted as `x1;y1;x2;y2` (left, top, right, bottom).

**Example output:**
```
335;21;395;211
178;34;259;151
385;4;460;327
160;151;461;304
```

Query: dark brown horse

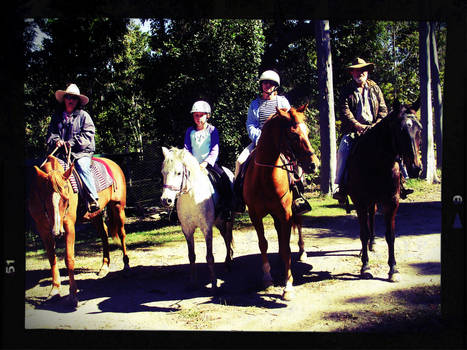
28;155;129;307
346;100;422;281
243;105;320;300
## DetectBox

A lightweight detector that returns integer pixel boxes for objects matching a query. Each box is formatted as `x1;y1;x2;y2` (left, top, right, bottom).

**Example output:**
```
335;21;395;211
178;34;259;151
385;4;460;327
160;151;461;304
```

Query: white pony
160;146;234;290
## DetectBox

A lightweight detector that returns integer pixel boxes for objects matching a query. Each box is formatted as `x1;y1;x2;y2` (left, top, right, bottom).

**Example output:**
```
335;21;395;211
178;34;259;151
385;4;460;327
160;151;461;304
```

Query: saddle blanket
57;157;114;194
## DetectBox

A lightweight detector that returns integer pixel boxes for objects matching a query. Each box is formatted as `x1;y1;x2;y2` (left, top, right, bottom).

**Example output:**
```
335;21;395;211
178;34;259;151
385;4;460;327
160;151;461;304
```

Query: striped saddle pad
57;157;114;194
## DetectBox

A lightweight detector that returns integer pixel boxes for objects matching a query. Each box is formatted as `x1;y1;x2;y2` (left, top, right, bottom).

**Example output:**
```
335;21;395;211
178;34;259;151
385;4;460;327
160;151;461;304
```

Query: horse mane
164;146;204;175
263;106;305;131
49;170;70;198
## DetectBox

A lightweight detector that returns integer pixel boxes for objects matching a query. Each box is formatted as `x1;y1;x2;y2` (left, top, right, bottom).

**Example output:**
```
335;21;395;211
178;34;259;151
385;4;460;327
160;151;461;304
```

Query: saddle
234;150;302;203
57;157;114;216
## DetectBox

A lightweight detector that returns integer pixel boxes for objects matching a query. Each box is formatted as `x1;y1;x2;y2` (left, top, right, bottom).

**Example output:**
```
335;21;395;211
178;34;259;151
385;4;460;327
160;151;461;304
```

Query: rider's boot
332;185;347;205
400;177;414;199
292;184;311;215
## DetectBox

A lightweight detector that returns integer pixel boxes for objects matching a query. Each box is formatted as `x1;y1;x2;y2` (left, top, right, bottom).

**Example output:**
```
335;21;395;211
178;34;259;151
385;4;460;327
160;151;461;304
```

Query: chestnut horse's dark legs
383;202;400;281
356;207;371;276
368;203;377;251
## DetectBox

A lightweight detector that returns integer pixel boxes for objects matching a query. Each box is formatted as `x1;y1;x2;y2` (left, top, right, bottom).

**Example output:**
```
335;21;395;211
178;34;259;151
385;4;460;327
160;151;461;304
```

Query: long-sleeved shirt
246;95;291;145
46;108;95;160
184;123;219;166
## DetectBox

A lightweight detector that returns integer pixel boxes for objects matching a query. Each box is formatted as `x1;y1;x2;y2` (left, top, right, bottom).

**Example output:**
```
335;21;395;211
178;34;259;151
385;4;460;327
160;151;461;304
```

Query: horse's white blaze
406;119;413;128
51;192;61;236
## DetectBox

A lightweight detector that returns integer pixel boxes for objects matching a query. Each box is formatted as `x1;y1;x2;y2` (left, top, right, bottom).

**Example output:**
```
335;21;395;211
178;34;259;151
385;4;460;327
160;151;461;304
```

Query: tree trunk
419;21;437;184
314;20;337;196
430;22;443;171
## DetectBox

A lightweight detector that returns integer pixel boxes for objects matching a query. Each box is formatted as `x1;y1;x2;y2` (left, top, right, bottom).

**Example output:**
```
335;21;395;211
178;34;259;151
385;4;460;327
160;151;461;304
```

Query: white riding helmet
190;100;211;114
259;70;280;86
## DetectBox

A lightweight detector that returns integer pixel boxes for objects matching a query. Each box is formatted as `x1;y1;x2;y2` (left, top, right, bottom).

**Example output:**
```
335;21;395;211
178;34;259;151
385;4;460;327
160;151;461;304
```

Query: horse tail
107;204;119;240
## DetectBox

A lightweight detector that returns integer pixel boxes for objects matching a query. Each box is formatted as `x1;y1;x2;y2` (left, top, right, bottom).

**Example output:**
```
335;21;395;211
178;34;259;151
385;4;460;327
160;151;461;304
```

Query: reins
40;143;73;168
163;165;190;196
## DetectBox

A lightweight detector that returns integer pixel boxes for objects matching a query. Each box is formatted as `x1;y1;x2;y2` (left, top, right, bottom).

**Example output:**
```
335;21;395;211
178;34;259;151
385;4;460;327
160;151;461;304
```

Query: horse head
390;100;423;178
32;156;74;237
161;146;191;208
277;104;320;174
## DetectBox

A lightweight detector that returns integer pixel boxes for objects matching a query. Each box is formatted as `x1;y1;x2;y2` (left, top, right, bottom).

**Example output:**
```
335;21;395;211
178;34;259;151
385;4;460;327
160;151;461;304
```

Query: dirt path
25;189;441;332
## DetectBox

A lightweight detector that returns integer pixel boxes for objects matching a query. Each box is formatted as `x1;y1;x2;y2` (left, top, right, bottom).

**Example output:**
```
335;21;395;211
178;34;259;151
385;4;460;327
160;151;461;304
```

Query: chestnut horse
243;105;320;300
346;100;422;281
28;155;129;307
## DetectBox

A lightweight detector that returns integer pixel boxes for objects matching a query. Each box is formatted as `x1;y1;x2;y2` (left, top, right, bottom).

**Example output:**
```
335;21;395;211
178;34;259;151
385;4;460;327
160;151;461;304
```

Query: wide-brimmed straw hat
346;57;375;72
55;84;89;106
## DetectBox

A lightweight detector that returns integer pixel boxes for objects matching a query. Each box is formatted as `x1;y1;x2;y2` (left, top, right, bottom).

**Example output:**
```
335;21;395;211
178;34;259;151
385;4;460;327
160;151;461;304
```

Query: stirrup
88;200;100;213
400;187;414;199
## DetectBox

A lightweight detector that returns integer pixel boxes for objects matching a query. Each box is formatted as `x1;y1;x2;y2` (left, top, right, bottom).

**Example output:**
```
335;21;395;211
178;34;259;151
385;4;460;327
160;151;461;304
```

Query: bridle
254;120;309;180
162;165;191;197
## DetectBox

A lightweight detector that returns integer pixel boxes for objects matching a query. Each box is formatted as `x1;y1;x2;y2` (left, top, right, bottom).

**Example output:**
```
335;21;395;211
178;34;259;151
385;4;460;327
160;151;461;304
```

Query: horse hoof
46;292;61;303
97;265;110;277
67;294;79;308
388;272;400;283
298;252;308;263
282;290;294;301
361;271;373;279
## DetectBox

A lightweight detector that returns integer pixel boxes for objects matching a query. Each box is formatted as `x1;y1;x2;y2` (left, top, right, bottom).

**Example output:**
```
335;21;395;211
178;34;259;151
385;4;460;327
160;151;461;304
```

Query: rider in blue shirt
184;101;233;221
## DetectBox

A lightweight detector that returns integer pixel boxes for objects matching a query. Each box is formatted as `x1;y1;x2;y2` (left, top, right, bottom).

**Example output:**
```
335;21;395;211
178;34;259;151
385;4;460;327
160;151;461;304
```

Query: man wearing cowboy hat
333;57;413;202
46;83;100;213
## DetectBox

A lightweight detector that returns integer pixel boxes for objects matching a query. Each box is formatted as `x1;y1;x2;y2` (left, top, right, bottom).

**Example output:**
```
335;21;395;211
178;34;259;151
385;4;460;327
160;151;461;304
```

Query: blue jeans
335;134;354;185
75;156;98;201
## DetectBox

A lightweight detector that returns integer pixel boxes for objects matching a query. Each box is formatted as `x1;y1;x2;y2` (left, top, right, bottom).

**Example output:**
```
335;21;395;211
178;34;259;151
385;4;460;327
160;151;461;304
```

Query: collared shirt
354;84;373;125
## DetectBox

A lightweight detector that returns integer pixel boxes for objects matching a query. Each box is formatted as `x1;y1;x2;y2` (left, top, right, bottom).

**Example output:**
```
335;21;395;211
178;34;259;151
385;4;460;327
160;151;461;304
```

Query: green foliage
23;18;446;175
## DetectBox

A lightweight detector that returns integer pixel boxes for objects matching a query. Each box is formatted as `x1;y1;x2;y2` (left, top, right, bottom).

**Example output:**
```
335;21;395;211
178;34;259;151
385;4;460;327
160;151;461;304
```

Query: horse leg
250;214;273;289
383;203;400;282
182;229;197;289
356;207;371;278
92;213;111;277
217;220;234;271
110;202;130;270
274;216;294;301
62;218;78;307
37;222;61;299
368;203;377;251
202;226;217;290
294;216;307;262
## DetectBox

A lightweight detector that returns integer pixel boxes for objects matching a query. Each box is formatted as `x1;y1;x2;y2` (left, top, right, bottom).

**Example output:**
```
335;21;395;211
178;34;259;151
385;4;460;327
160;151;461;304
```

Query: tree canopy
24;18;446;172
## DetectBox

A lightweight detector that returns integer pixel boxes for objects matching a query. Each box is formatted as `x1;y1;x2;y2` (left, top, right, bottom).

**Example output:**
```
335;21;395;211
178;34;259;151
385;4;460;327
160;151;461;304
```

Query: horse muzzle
160;196;175;209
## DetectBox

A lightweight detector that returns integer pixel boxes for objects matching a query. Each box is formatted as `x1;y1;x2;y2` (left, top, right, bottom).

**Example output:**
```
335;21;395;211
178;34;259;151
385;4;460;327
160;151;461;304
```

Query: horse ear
48;155;62;170
295;103;308;113
392;99;401;112
276;107;289;118
410;97;421;112
63;163;74;181
33;165;48;181
162;147;170;159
